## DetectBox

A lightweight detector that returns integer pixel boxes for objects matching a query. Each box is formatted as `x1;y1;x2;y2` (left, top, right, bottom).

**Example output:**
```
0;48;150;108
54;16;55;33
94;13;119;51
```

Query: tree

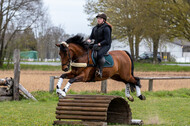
160;0;190;41
0;0;44;67
84;0;147;60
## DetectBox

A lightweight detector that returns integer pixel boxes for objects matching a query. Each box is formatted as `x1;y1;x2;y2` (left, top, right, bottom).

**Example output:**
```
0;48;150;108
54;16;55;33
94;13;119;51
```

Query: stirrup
96;69;102;78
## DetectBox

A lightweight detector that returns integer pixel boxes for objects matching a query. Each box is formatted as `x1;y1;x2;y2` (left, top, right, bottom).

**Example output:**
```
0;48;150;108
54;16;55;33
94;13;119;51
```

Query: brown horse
56;35;145;101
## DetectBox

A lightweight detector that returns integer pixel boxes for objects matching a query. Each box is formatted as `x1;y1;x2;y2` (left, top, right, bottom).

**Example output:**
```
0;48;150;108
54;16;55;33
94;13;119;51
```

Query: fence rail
49;76;190;93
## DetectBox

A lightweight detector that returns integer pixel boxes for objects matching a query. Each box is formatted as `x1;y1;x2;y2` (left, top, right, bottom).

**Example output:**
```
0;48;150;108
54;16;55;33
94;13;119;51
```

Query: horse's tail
124;51;134;77
124;51;141;91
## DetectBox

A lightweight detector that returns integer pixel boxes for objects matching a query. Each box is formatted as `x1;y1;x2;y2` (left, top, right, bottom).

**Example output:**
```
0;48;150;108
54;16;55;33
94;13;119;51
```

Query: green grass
0;64;61;71
1;62;190;72
2;62;190;72
134;62;190;72
0;89;190;126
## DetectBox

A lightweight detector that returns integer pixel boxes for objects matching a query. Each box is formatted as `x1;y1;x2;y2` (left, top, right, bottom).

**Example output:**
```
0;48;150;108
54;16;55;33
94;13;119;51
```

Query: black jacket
89;23;112;46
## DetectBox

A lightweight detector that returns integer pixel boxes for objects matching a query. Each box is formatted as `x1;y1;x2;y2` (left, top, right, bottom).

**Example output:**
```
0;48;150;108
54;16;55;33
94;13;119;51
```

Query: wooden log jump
53;95;132;126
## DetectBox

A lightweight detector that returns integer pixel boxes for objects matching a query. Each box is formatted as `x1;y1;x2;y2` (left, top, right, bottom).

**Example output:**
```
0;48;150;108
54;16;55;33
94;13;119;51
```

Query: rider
87;13;112;78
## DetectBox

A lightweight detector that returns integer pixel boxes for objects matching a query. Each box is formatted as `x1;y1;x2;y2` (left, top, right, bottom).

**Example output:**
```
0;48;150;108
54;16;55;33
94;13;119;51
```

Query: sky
43;0;92;35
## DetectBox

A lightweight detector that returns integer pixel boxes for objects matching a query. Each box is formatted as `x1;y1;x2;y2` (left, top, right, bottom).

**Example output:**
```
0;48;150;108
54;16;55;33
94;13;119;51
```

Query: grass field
0;89;189;126
2;62;190;72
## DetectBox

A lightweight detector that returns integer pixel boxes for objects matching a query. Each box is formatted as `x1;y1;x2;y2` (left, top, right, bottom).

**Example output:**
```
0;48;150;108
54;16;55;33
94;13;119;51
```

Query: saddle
91;51;114;68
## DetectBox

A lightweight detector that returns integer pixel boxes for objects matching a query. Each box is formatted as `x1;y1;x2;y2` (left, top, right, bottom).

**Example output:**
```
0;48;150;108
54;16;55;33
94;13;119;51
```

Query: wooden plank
56;106;107;112
56;110;107;116
148;79;153;91
101;80;107;93
58;102;109;107
59;99;110;103
0;96;12;101
53;121;107;126
49;76;54;93
0;87;12;96
19;84;37;101
13;49;20;101
56;115;107;121
63;95;115;100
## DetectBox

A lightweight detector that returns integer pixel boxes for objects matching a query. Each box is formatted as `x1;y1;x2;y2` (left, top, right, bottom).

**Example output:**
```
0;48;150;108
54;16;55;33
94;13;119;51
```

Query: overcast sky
43;0;92;35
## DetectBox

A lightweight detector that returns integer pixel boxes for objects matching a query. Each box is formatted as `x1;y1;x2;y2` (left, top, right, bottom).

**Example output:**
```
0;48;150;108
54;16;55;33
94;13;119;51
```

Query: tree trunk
0;38;4;67
129;35;134;60
135;35;141;61
152;36;160;64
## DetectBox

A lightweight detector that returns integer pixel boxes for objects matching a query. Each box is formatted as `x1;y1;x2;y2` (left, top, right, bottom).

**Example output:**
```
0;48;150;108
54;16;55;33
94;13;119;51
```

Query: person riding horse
87;13;112;78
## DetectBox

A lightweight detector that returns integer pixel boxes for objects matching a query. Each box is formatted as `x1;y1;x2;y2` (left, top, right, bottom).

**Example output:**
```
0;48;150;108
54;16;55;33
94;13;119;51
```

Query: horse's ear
55;44;60;47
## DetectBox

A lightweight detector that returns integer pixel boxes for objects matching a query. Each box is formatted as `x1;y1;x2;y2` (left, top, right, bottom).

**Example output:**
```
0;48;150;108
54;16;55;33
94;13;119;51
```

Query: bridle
61;47;71;69
60;42;94;70
60;42;71;71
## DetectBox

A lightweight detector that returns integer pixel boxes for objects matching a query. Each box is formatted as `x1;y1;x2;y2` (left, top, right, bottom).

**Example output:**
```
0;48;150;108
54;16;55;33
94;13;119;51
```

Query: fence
49;76;190;93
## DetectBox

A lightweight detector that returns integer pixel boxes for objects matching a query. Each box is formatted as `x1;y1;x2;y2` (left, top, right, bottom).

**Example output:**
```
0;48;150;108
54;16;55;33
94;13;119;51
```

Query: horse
55;35;146;101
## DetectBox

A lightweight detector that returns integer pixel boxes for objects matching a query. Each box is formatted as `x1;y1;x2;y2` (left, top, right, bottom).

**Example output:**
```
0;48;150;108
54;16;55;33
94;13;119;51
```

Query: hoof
56;89;66;98
138;95;146;100
127;96;134;102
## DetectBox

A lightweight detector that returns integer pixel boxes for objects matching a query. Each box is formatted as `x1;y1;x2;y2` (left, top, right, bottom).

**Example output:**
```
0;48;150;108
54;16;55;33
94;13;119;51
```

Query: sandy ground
0;70;190;92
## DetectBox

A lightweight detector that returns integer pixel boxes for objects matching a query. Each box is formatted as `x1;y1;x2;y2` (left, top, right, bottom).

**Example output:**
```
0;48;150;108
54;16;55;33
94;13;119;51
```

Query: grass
134;62;190;72
0;89;190;126
2;62;190;72
0;64;61;71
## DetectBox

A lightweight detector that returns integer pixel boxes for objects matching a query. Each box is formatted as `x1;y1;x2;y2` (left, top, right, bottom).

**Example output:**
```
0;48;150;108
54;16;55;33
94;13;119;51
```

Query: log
56;106;107;112
59;99;110;103
58;102;109;107
0;87;12;96
0;79;6;85
56;111;107;116
19;84;37;101
56;115;107;121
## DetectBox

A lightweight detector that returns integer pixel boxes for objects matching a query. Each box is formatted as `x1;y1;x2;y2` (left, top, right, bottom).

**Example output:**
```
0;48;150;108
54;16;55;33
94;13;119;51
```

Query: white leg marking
125;83;131;97
136;85;141;97
57;78;63;89
64;82;71;93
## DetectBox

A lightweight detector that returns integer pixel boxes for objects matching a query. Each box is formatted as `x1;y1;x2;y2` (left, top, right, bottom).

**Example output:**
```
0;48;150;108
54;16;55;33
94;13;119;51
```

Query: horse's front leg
56;73;74;98
57;73;86;98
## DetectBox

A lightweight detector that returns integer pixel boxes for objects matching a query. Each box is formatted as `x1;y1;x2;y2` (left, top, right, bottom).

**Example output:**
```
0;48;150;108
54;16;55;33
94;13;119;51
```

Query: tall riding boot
97;57;105;78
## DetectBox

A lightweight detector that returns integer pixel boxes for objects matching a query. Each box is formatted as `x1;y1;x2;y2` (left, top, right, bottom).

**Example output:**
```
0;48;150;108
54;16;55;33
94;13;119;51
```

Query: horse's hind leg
128;77;146;100
125;83;134;102
111;75;134;102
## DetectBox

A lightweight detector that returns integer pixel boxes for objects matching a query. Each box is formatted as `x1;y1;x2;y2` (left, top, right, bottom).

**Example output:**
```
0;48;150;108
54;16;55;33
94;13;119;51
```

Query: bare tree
0;0;44;67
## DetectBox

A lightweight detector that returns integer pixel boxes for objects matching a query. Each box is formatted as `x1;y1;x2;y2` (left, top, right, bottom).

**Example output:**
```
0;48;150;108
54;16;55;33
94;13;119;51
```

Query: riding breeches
97;45;111;59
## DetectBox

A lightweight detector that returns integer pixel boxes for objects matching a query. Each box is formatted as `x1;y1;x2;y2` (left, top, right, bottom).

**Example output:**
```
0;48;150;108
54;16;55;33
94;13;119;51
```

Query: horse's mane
65;35;87;49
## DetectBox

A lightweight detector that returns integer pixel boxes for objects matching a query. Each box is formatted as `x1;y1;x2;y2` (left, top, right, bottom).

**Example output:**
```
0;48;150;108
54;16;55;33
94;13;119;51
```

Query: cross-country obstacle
0;78;37;101
0;49;36;101
53;95;143;126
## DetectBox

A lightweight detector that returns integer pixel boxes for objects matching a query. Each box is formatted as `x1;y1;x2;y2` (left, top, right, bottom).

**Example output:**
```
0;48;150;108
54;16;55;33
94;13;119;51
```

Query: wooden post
101;80;107;93
49;76;55;93
148;79;153;91
13;49;20;100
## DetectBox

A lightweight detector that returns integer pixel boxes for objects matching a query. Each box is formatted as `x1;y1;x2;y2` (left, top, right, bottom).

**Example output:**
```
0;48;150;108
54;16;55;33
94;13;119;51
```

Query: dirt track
1;70;190;92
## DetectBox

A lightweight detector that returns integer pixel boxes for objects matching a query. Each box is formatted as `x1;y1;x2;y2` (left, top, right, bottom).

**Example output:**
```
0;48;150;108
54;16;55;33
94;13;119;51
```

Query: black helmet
96;13;107;21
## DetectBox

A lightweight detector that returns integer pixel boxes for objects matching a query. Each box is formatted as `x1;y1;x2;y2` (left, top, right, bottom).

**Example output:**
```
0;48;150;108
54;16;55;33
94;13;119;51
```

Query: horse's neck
70;44;87;60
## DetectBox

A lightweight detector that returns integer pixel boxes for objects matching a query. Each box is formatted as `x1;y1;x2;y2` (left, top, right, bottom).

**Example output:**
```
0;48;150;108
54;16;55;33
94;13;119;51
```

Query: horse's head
56;35;88;72
56;42;71;72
